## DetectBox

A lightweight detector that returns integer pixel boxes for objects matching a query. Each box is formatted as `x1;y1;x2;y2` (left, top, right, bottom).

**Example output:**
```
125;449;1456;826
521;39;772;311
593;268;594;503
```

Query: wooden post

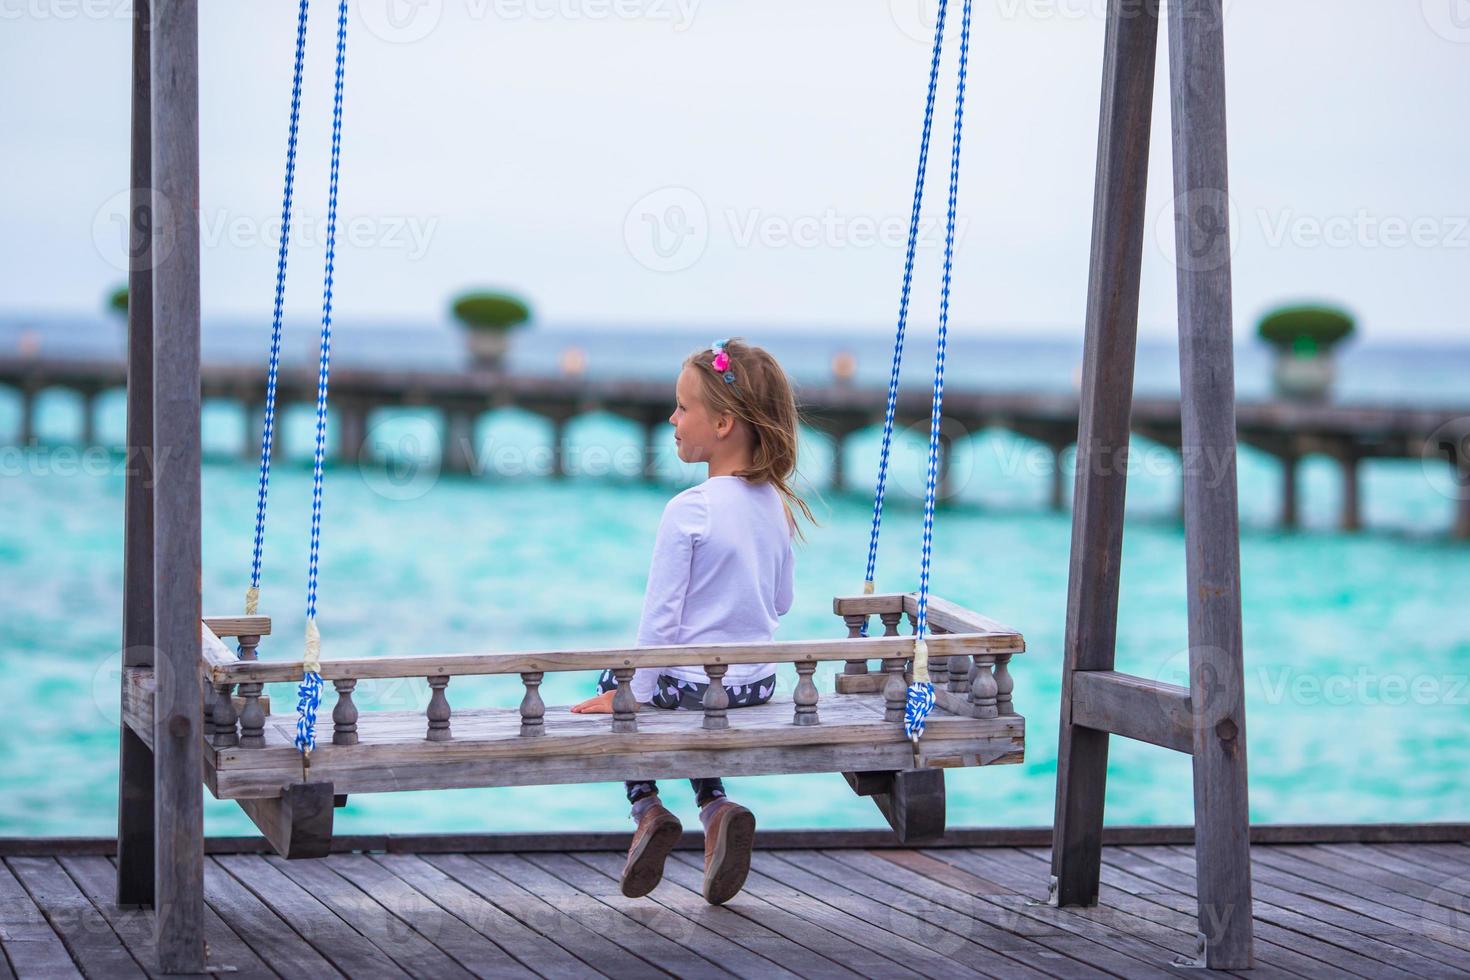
1280;447;1299;529
149;0;205;968
18;386;36;445
443;406;475;474
116;0;155;909
1456;456;1470;541
1051;0;1158;914
1339;449;1362;531
549;416;567;479
1052;0;1253;969
1167;0;1252;963
337;400;367;463
641;417;661;481
1049;442;1067;511
81;390;97;446
830;430;847;492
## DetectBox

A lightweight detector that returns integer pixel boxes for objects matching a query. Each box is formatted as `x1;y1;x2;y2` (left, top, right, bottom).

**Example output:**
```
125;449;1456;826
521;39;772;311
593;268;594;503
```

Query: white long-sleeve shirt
630;475;795;702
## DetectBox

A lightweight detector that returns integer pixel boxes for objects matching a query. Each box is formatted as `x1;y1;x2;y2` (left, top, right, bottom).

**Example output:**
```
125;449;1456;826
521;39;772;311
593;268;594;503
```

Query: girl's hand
570;690;639;714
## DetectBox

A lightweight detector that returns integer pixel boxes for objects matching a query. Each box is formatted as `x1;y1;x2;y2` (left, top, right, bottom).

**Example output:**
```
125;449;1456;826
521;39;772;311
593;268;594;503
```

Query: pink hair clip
710;339;735;383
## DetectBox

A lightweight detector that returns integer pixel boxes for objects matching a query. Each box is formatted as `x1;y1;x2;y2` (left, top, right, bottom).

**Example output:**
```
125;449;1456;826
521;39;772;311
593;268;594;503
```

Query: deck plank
0;861;83;980
423;852;667;979
1248;847;1470;953
712;850;992;980
1134;846;1470;978
372;854;596;979
200;858;343;978
657;849;929;980
322;854;538;979
61;856;278;980
215;854;411;980
1164;844;1470;976
925;848;1215;977
767;849;1091;980
4;857;149;980
1086;846;1395;979
1009;846;1350;979
264;855;478;980
977;848;1305;980
574;851;865;980
476;852;738;980
833;847;1171;979
1357;843;1470;892
756;850;1032;980
525;851;804;980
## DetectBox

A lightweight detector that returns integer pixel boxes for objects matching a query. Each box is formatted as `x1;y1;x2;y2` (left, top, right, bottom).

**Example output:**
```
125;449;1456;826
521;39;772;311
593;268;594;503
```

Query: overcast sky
2;0;1468;340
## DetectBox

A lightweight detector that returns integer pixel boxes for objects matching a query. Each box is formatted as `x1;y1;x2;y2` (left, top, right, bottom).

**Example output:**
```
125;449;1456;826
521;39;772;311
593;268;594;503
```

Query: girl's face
670;365;725;463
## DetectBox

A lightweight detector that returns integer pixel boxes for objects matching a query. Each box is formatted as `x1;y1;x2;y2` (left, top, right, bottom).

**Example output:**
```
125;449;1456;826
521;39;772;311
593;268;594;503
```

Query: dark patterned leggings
596;669;776;806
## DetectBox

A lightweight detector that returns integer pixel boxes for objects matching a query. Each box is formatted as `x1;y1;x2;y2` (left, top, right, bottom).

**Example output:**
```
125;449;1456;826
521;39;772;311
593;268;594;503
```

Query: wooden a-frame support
115;0;208;971
1050;0;1253;970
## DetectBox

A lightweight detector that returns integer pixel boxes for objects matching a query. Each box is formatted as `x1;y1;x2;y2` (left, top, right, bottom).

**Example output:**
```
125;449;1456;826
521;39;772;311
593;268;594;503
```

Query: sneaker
701;799;756;905
620;798;682;898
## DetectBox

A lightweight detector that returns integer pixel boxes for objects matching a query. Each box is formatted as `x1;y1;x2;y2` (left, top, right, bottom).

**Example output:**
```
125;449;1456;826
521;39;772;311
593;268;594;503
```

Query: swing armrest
197;631;1020;685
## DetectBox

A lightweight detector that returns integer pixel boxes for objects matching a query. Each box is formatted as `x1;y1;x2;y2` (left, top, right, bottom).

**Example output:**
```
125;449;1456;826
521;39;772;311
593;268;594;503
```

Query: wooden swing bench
121;592;1023;858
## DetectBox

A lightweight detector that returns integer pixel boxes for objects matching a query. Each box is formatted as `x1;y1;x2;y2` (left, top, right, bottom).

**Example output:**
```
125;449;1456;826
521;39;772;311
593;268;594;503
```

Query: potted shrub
107;284;129;354
108;284;129;317
1257;304;1355;403
451;291;531;371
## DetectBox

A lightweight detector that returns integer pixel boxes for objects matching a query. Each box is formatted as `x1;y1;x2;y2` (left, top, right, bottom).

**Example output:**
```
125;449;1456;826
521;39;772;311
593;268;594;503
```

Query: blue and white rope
296;0;350;755
907;0;973;743
861;0;951;633
245;0;311;622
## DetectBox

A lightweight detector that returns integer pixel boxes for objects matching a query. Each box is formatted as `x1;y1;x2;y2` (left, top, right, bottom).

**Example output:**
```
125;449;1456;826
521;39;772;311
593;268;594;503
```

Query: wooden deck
3;832;1468;979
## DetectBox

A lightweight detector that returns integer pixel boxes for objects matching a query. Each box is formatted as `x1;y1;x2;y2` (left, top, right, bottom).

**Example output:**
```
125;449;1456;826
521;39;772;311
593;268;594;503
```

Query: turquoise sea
1;318;1467;837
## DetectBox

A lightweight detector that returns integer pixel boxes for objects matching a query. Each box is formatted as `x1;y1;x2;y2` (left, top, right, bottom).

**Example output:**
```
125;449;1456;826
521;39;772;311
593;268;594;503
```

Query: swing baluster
793;660;819;726
842;613;870;677
519;671;545;737
995;654;1015;715
970;655;998;719
948;655;971;695
610;667;638;734
928;624;950;688
202;681;216;739
879;611;903;636
332;678;358;745
882;657;906;723
426;675;452;741
702;663;730;730
238;683;265;747
212;682;238;748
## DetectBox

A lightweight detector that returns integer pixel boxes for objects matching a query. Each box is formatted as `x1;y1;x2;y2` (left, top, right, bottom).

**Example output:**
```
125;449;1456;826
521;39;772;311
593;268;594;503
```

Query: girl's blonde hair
683;338;816;541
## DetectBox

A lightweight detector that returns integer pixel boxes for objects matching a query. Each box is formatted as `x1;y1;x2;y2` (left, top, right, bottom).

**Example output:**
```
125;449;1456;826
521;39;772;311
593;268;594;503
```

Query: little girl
571;337;812;906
